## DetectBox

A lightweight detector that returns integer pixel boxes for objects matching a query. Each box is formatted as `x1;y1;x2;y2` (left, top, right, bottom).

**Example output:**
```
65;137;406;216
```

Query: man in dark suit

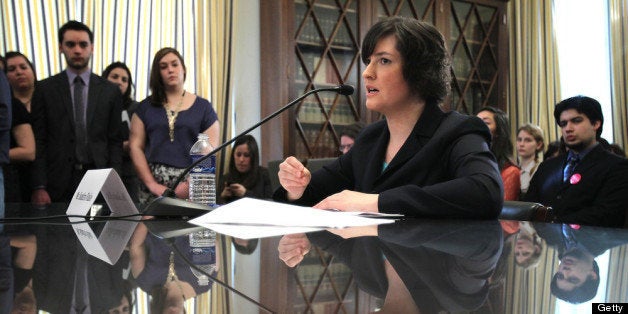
524;96;628;227
534;223;628;303
30;20;123;205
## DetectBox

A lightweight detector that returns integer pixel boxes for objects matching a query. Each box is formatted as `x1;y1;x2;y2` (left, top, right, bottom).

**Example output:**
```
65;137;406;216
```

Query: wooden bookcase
260;0;509;312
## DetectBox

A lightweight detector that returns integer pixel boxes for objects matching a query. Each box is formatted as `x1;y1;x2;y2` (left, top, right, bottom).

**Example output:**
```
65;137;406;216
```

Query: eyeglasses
339;144;353;152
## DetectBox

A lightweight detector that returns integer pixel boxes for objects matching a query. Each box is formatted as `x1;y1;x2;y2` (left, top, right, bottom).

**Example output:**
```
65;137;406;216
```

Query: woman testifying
276;16;503;267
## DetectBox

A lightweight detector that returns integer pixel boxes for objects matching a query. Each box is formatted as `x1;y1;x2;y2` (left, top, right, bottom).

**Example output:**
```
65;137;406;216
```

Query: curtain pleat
208;0;235;313
1;1;241;313
504;236;558;313
0;0;212;103
609;0;628;151
507;0;562;149
209;0;235;178
606;245;628;301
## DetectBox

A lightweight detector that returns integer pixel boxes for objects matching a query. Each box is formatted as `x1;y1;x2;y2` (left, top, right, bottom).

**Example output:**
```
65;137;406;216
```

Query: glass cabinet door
449;0;505;114
374;0;437;23
293;0;361;158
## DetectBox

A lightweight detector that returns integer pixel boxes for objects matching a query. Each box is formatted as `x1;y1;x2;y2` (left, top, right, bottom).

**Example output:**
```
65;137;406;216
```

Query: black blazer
524;144;628;227
31;71;123;201
33;224;128;313
534;223;628;257
308;219;503;313
275;104;503;219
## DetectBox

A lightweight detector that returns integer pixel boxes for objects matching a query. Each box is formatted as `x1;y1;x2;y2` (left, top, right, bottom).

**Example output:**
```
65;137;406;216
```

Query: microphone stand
161;84;354;198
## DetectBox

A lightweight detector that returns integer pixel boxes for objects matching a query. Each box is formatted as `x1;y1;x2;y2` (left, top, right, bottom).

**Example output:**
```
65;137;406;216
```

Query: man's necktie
561;224;577;250
73;76;87;163
563;154;579;182
73;248;88;313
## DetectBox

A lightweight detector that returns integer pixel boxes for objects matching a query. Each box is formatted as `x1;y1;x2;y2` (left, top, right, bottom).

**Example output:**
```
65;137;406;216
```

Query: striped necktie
563;154;579;182
73;76;88;163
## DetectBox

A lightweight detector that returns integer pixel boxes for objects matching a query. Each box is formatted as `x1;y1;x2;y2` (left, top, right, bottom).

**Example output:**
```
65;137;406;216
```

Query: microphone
143;84;355;218
336;84;354;96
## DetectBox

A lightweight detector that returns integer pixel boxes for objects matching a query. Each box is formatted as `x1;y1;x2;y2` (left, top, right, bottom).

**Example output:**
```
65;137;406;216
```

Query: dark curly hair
4;51;37;81
58;20;93;44
102;61;135;109
477;106;516;171
340;122;365;140
554;95;604;140
551;259;599;304
361;16;451;107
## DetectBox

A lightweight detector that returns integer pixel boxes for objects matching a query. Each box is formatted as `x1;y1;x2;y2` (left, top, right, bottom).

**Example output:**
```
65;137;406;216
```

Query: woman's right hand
278;156;311;201
146;181;167;197
221;183;232;198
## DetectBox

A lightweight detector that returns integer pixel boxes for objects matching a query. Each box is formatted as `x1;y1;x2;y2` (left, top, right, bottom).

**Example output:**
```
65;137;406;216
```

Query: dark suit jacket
534;223;628;257
33;223;128;314
308;219;503;313
524;144;628;227
275;104;503;219
31;71;123;201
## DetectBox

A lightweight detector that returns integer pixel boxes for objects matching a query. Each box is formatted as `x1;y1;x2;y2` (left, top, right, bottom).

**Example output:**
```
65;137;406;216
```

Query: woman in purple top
130;47;220;204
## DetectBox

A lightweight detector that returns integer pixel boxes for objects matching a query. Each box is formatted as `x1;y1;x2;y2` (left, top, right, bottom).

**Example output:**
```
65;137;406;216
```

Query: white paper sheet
188;197;399;239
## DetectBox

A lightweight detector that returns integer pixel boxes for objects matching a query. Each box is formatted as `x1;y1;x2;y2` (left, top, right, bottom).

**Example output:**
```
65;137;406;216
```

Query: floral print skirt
138;163;186;205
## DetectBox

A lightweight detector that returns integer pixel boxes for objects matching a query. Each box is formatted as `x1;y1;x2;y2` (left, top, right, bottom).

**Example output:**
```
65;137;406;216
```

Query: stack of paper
188;197;400;239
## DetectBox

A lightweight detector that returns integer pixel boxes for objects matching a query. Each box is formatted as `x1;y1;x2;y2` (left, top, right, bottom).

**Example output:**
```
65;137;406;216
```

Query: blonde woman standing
516;124;544;196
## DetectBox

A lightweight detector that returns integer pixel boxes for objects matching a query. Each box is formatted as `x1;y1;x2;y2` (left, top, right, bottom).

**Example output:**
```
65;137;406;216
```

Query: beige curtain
1;0;239;312
609;0;628;151
507;0;562;146
209;0;235;175
504;239;558;313
606;245;628;302
207;0;235;313
0;0;210;102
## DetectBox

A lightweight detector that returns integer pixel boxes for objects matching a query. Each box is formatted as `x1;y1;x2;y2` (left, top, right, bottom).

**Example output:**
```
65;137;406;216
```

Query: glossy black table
2;203;628;313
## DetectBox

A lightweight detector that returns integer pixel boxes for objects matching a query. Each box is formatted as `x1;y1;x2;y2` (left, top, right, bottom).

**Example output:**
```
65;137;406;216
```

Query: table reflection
534;222;628;304
290;218;628;313
305;219;504;313
130;222;215;313
3;202;628;313
33;220;133;313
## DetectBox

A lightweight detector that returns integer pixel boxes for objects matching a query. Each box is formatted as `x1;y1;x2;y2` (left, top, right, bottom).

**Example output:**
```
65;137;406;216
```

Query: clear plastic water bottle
188;133;218;285
189;229;217;286
189;133;216;206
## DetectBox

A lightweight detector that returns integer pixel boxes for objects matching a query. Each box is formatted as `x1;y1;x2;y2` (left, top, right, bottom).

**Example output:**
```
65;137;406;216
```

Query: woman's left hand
313;190;379;213
174;181;189;199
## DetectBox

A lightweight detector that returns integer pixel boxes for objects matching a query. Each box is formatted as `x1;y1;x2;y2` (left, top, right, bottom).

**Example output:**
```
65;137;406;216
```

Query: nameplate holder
67;168;140;265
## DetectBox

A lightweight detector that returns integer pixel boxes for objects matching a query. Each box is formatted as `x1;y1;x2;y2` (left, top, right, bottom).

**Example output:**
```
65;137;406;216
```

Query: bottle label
190;246;216;265
191;154;216;173
189;231;217;266
189;154;217;206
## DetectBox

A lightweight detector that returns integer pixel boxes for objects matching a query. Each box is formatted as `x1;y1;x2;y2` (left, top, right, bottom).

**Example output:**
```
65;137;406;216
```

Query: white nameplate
67;168;140;265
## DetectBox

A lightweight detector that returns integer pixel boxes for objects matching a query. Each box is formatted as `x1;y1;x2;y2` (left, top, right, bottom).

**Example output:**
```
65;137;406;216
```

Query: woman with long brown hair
130;47;220;204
